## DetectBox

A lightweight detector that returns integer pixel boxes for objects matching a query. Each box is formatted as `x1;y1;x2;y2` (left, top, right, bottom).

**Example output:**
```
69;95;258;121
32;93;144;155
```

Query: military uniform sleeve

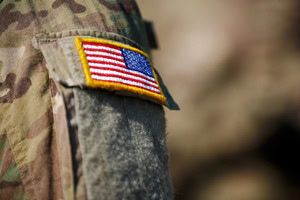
0;0;178;200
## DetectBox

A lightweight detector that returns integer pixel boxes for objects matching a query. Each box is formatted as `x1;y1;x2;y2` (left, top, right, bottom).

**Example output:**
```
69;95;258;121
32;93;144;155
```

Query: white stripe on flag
91;75;161;93
88;62;156;82
87;57;125;66
84;50;123;60
83;45;122;54
90;68;159;88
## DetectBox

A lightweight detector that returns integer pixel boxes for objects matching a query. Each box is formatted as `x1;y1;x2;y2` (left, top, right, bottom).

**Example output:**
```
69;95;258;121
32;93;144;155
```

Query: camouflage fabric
0;0;178;200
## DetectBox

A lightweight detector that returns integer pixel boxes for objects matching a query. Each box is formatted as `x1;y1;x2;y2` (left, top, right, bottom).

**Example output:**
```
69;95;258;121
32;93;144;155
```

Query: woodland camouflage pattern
0;0;175;200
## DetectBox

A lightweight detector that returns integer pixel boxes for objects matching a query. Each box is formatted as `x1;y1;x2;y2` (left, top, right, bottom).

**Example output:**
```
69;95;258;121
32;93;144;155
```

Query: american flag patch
75;37;166;104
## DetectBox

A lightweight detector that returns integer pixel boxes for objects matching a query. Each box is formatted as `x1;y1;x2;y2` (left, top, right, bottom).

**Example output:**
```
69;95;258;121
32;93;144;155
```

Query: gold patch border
75;37;166;104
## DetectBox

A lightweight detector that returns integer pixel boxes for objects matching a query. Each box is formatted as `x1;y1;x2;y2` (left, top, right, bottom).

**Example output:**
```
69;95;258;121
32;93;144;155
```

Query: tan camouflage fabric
0;0;178;199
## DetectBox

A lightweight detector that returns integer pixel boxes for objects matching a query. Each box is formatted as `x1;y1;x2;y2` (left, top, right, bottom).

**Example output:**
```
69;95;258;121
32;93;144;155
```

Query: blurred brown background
136;0;300;200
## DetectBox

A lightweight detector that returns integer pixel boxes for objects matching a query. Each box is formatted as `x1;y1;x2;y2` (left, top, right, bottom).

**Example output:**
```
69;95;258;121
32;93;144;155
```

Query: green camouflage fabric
0;0;178;200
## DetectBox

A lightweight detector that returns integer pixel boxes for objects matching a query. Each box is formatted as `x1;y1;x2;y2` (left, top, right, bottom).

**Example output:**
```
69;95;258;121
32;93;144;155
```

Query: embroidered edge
75;37;167;104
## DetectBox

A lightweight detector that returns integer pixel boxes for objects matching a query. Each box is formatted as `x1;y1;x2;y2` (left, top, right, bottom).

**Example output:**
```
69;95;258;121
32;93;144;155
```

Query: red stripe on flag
84;48;123;57
91;72;159;90
89;66;157;84
82;42;121;50
87;55;124;63
85;54;124;62
87;60;126;68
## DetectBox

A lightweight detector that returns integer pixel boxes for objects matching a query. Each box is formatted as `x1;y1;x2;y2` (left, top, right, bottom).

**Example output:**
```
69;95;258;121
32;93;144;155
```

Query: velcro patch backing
75;37;166;105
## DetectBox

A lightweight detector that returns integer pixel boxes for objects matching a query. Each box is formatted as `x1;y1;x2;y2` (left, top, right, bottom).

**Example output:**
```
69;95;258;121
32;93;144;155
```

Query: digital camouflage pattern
0;0;177;200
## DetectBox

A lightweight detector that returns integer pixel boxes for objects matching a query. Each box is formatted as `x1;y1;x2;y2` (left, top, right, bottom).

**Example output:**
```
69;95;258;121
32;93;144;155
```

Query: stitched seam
35;30;146;52
4;132;30;200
